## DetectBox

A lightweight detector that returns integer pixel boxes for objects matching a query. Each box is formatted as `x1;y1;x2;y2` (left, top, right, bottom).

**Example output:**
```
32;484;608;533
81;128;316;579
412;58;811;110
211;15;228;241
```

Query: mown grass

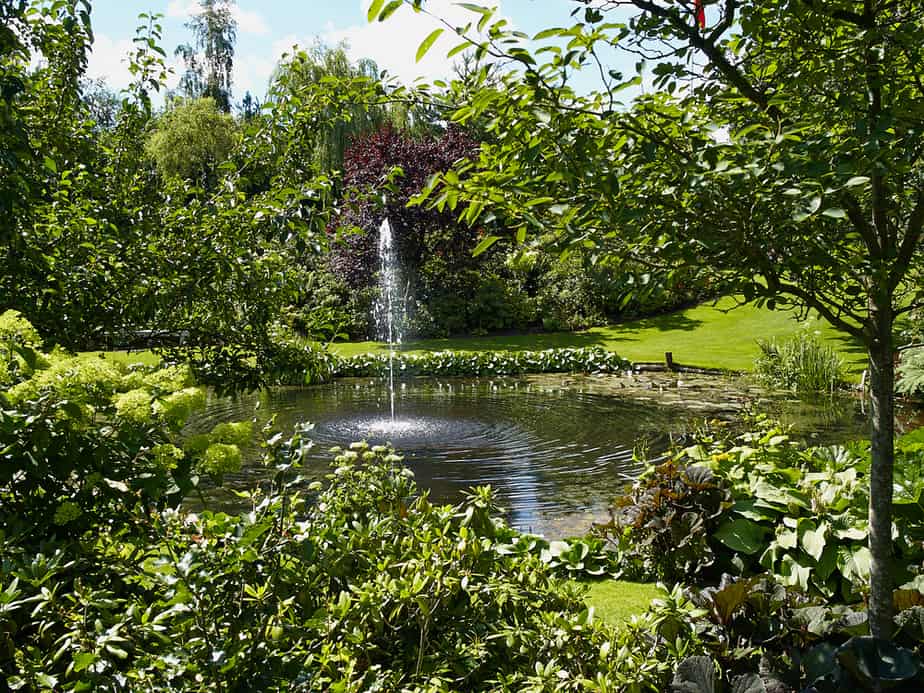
332;296;868;379
80;349;162;368
78;298;869;379
581;580;665;625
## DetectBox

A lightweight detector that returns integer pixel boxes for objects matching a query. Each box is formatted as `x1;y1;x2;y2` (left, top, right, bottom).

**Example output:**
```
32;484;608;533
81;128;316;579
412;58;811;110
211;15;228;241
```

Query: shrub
0;316;245;539
754;331;845;392
332;346;630;378
600;418;924;600
602;461;734;584
1;441;707;691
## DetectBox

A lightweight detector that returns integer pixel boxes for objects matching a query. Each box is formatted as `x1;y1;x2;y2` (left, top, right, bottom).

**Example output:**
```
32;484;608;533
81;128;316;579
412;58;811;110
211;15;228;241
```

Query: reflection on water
185;376;868;538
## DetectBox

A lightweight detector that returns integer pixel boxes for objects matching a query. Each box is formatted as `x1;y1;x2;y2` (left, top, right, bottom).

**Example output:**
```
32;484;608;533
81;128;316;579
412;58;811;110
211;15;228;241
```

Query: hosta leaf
714;519;768;555
779;554;812;591
671;655;716;693
800;520;828;561
838;546;872;587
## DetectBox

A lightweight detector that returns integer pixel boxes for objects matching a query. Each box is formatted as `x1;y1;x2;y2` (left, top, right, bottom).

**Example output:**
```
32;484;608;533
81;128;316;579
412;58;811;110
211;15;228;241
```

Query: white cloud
166;0;198;19
322;0;512;84
234;7;269;35
87;31;181;94
233;53;276;98
86;33;136;89
167;1;269;36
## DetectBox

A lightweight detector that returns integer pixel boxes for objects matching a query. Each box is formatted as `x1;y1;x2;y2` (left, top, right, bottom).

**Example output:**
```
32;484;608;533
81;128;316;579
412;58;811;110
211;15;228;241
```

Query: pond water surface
186;374;868;537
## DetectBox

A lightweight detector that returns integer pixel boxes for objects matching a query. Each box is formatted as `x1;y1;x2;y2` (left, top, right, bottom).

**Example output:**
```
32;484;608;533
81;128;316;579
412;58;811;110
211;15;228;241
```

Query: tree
145;97;237;186
269;42;391;173
0;0;98;343
175;0;236;112
327;125;480;336
376;0;924;638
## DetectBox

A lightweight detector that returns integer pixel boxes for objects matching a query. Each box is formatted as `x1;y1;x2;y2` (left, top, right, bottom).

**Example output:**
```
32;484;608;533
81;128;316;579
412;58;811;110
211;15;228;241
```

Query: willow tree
375;0;924;638
269;42;445;174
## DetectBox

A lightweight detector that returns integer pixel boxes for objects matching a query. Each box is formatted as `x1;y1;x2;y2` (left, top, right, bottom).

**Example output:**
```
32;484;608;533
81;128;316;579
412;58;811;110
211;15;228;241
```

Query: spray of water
374;218;401;421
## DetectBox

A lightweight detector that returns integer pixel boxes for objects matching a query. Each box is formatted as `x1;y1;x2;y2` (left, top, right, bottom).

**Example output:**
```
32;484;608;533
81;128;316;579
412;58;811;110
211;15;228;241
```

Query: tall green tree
377;0;924;638
0;0;96;341
175;0;237;112
269;43;390;173
145;97;237;187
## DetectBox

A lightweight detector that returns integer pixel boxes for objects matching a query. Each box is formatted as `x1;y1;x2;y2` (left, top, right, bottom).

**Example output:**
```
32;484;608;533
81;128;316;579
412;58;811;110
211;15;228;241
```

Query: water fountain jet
373;218;402;423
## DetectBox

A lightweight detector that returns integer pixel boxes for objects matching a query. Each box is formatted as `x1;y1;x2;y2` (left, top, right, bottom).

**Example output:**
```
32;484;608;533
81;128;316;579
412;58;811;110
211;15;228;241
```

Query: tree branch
890;188;924;290
627;0;783;120
799;0;870;26
842;191;881;256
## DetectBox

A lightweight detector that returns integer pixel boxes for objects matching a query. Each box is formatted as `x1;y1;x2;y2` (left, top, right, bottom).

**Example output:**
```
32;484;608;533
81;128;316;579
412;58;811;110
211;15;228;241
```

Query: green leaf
839;546;872;586
821;208;847;219
367;0;384;21
378;0;403;21
472;235;500;256
671;655;716;693
457;2;491;13
714;519;768;555
779;554;812;591
416;28;443;62
533;27;564;40
844;176;870;188
73;652;98;673
800;521;828;561
447;41;470;58
35;673;58;688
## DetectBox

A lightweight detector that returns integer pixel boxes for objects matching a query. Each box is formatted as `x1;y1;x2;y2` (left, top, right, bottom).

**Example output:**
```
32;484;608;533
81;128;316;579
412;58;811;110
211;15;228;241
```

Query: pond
186;374;868;537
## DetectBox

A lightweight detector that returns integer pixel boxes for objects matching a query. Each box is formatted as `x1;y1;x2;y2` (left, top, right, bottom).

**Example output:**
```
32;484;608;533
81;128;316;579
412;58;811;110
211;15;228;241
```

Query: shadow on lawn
610;310;705;335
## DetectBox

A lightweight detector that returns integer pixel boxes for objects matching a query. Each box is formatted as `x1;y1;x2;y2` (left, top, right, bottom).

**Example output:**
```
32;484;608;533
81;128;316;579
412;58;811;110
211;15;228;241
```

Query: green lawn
332;296;868;377
79;297;869;378
581;580;664;625
80;349;162;368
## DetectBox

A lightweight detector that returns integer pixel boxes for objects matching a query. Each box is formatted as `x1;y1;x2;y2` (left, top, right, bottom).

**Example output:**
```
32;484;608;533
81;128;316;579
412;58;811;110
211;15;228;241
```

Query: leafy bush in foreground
0;313;247;539
1;442;708;691
333;346;630;378
600;419;924;601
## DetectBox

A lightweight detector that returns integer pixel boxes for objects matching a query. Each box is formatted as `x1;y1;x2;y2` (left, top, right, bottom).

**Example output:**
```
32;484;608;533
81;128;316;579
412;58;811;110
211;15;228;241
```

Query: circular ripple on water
186;378;688;536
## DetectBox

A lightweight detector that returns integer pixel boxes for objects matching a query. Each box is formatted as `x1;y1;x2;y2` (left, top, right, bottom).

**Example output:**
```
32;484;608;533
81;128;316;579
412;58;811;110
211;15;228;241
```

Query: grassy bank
332;297;867;378
582;580;665;625
81;298;868;378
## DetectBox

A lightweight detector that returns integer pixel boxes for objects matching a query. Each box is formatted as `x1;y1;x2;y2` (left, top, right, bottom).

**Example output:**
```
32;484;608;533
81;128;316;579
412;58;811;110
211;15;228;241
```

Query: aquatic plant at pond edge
754;332;846;392
332;346;630;378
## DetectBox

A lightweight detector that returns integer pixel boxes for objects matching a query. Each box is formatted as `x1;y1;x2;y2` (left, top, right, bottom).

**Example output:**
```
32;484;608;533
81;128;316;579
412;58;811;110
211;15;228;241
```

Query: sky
85;0;639;104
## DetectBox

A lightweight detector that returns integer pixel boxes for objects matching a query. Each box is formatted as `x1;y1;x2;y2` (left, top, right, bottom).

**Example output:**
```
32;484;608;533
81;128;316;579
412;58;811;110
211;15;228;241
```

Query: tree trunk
867;302;895;639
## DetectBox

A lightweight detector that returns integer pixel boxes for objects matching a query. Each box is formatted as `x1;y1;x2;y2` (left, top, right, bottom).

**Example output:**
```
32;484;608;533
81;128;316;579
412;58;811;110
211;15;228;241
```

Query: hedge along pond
184;372;869;538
